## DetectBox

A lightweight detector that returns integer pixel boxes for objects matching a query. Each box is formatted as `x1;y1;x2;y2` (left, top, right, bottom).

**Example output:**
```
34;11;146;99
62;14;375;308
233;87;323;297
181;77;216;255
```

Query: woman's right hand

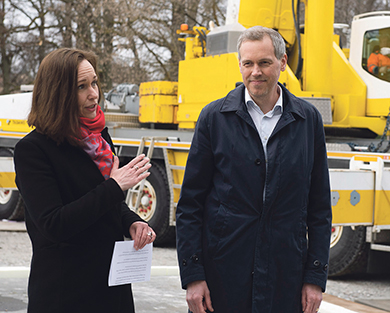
110;154;151;191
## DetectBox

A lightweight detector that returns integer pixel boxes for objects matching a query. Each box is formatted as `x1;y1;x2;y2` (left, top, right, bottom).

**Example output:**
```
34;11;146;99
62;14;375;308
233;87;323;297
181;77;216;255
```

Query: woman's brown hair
28;48;103;146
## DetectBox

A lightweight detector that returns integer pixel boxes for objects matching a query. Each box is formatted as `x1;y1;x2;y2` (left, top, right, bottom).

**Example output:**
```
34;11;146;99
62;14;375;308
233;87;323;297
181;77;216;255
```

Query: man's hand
186;280;214;313
301;283;322;313
379;66;388;74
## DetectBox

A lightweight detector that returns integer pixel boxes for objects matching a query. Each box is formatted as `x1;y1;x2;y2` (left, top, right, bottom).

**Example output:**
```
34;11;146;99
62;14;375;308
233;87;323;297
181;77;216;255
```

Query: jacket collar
219;82;307;121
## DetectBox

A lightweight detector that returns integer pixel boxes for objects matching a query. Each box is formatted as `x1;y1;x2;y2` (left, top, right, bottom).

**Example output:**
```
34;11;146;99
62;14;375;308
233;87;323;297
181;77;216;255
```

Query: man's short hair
237;26;286;60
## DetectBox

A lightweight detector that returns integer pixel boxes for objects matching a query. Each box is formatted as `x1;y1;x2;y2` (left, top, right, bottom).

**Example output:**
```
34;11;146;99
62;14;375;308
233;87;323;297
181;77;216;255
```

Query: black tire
125;161;175;246
8;195;25;221
0;189;20;219
0;148;25;220
328;226;369;277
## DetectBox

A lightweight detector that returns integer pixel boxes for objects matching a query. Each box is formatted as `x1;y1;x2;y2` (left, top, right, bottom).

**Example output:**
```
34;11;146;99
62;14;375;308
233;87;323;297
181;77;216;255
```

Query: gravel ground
0;231;31;267
327;275;390;302
1;230;390;307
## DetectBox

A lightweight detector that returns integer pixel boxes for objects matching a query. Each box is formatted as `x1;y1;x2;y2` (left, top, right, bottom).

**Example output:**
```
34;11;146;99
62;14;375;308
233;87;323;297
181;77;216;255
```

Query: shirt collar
245;85;283;116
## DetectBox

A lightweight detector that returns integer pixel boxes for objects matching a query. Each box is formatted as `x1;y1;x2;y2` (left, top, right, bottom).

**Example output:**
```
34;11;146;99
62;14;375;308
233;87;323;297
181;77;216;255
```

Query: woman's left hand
129;221;156;250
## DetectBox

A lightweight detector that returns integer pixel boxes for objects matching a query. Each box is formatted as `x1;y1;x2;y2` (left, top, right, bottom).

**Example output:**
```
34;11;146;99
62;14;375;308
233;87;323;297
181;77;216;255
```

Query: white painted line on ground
0;266;29;278
151;266;179;276
320;301;357;313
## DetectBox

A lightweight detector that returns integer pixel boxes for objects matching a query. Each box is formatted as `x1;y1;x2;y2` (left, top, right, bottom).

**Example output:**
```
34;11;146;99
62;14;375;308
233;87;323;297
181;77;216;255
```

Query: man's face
239;37;287;106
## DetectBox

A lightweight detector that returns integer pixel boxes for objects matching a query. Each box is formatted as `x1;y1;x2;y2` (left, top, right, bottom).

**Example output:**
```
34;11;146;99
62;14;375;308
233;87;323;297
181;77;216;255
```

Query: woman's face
77;59;99;119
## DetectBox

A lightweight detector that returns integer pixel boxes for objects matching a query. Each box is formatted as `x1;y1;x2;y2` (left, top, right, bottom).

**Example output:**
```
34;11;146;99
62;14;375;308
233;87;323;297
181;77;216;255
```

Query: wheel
0;148;25;220
125;161;175;246
7;195;25;221
0;189;19;219
328;226;369;277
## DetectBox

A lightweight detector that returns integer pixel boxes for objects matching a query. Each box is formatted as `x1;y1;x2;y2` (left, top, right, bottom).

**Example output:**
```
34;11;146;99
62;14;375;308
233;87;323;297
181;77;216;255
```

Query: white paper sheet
108;241;153;286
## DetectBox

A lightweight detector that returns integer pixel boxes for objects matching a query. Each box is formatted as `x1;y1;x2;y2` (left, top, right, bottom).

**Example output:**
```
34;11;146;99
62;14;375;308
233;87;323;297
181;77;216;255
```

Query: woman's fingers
130;222;156;250
112;155;119;170
127;154;147;169
110;154;151;190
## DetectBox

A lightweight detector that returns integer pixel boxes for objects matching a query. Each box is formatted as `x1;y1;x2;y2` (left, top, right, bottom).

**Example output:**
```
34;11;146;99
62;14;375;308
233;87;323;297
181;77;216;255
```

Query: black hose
196;29;206;57
292;0;303;80
201;29;208;56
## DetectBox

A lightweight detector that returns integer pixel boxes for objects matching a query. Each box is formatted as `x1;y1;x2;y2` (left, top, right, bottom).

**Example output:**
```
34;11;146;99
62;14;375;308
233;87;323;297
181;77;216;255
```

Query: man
176;26;332;313
367;45;390;79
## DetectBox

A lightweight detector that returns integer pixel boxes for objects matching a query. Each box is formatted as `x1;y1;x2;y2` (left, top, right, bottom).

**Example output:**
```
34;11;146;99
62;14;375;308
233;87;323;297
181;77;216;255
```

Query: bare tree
0;0;226;93
0;0;14;93
113;0;226;84
9;0;59;63
54;0;73;47
95;0;117;90
0;0;49;93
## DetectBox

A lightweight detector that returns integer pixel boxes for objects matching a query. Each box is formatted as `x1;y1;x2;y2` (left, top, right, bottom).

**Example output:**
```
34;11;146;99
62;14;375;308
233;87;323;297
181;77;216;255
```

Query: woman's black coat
14;128;143;313
176;83;332;313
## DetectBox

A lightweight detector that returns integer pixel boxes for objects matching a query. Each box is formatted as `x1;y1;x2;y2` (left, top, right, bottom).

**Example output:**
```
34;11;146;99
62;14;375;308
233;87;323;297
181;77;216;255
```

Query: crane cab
349;12;390;118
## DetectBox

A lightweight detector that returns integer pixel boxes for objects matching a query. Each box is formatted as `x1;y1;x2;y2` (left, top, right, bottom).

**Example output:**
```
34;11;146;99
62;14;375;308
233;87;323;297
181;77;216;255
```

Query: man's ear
280;54;288;72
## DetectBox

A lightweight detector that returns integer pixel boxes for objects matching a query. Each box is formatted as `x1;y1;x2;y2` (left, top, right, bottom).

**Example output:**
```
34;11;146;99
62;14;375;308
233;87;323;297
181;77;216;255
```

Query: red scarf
79;106;113;179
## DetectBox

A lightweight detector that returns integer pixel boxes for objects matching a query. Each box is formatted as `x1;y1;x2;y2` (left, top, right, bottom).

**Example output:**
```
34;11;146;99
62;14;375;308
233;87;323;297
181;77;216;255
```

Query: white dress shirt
244;86;283;160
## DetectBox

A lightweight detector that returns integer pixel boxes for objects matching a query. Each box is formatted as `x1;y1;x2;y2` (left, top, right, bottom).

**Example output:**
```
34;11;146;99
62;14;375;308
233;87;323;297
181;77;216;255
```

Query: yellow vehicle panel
139;81;178;96
139;81;178;124
176;53;242;129
0;157;17;189
330;170;375;225
167;150;187;204
139;94;178;124
0;119;31;133
374;170;390;227
238;0;295;45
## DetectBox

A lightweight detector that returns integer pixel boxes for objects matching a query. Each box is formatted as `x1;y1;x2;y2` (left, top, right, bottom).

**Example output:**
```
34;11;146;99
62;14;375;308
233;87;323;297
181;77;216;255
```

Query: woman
14;48;155;313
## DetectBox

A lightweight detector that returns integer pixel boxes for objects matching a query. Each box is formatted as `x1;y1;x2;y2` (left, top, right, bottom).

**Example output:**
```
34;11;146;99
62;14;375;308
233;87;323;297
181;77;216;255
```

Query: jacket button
255;159;261;165
182;259;187;266
190;254;199;263
313;260;320;267
323;264;328;270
